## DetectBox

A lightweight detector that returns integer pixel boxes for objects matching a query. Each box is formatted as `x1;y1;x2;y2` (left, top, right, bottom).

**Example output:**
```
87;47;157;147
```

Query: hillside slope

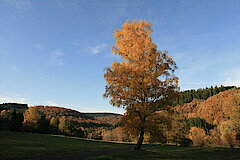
177;88;240;125
176;88;240;147
33;106;122;127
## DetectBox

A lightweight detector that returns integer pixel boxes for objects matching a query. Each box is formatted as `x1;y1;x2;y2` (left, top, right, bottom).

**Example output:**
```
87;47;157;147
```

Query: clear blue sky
0;0;239;114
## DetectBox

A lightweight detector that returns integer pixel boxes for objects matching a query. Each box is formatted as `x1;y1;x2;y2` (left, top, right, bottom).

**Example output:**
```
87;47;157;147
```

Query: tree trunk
135;129;144;150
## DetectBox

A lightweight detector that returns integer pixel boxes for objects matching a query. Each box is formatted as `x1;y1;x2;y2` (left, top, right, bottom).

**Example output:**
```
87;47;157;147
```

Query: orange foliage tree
104;20;178;150
189;127;206;146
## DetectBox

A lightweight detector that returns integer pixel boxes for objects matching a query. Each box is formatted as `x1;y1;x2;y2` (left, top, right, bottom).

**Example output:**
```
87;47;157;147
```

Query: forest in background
0;85;239;148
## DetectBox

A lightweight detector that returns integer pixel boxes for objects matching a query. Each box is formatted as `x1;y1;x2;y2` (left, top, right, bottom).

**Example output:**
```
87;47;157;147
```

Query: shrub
189;127;206;146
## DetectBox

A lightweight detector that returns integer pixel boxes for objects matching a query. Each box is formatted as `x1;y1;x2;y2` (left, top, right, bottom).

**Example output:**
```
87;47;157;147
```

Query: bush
189;127;206;146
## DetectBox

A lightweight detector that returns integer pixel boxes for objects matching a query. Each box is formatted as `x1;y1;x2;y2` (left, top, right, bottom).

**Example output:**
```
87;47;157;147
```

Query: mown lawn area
0;130;126;160
88;144;240;160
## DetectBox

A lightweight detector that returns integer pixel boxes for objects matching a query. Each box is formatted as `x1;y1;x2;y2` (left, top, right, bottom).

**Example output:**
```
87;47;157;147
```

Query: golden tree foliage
104;20;178;150
58;116;70;134
219;120;240;147
177;89;240;148
23;107;43;131
102;127;133;142
177;89;240;125
189;127;206;146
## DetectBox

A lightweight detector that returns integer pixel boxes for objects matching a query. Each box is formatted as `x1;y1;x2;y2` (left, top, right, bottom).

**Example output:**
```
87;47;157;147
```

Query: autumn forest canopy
1;20;240;151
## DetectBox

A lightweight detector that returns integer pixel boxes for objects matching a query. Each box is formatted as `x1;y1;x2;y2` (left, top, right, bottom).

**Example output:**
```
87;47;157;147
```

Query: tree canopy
104;20;178;150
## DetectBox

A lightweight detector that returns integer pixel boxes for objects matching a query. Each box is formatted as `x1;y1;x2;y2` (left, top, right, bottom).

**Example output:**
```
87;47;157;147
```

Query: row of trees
0;106;125;140
0;107;84;137
187;116;214;134
175;86;236;105
0;105;193;146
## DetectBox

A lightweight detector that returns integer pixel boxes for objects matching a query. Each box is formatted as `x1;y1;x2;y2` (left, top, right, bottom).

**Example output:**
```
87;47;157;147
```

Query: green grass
0;130;126;160
87;145;240;160
1;131;240;160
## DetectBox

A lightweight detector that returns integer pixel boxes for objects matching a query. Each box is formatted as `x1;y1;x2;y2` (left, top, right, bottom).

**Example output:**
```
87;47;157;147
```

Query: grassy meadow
1;130;240;160
0;130;128;160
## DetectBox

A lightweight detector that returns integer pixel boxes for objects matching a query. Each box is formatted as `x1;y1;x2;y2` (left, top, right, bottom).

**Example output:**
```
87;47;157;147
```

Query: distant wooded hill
0;85;239;147
175;85;236;105
85;113;122;117
0;103;123;139
0;104;122;126
32;106;123;128
175;88;240;147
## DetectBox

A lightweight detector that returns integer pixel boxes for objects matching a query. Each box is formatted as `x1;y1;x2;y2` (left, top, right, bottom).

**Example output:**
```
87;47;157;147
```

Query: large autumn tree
104;20;178;150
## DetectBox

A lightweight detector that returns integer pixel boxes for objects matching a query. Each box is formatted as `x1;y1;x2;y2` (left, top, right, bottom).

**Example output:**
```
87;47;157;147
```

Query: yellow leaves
189;127;206;146
112;20;155;62
173;77;179;85
104;19;178;123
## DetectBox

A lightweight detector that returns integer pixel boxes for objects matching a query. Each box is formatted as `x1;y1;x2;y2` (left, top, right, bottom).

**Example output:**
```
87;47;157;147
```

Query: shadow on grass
87;145;240;160
86;150;183;160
